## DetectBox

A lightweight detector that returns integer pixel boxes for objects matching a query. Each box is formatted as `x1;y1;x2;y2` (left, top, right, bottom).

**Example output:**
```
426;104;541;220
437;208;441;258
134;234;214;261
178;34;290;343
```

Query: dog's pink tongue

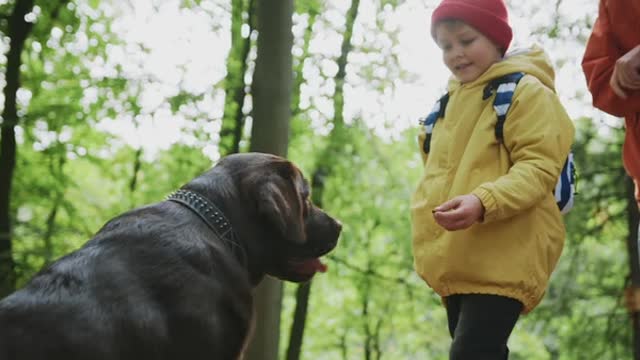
313;258;328;273
301;258;327;273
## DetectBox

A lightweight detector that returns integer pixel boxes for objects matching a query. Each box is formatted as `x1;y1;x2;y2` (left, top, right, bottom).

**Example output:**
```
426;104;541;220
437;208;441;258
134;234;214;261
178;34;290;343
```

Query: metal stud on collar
166;189;247;266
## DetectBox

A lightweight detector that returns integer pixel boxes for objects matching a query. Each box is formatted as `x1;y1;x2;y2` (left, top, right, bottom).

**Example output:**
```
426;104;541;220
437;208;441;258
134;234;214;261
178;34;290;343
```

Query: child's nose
450;45;464;59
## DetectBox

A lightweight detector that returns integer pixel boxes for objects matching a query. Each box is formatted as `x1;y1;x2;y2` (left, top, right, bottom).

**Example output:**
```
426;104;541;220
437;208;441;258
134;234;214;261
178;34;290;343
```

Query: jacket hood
447;44;556;92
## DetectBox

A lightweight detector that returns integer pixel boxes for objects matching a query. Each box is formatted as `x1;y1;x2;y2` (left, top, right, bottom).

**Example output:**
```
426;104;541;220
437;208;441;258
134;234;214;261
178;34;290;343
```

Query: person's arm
471;79;575;223
582;0;640;117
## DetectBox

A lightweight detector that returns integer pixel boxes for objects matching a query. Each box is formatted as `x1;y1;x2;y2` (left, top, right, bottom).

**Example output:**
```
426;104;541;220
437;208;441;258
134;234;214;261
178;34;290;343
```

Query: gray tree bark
244;0;293;359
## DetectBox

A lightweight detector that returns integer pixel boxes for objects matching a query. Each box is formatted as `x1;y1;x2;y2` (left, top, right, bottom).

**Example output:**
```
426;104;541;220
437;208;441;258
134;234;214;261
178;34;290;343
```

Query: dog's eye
303;198;311;217
301;189;310;200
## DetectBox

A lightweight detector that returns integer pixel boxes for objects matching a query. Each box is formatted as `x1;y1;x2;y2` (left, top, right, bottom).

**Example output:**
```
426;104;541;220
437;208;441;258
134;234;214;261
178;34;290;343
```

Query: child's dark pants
445;293;523;360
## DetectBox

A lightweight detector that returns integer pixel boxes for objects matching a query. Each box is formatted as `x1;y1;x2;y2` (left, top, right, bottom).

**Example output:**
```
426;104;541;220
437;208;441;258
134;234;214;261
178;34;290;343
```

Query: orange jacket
582;0;640;179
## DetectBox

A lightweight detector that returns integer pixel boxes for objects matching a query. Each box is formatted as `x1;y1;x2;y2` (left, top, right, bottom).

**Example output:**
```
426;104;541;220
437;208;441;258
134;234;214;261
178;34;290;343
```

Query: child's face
434;21;503;83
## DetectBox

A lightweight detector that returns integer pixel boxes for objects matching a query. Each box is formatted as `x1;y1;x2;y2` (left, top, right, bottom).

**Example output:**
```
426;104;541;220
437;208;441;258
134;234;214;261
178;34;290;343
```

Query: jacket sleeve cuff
471;187;499;223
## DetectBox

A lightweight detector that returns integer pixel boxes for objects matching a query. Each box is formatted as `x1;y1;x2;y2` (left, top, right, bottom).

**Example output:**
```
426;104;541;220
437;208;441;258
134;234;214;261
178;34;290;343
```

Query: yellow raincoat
411;46;575;313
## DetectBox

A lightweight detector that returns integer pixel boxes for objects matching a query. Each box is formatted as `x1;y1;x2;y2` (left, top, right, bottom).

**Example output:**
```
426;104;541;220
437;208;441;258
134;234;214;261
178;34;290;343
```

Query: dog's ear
257;180;306;244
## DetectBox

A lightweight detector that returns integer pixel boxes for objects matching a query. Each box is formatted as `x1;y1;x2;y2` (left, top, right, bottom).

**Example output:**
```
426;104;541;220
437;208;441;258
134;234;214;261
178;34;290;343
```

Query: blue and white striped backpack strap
555;152;576;214
419;93;449;154
488;72;577;214
490;72;525;143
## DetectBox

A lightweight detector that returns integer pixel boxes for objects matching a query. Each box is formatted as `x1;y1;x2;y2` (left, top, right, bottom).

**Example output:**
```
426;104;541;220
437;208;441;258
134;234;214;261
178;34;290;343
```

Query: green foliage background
0;0;633;358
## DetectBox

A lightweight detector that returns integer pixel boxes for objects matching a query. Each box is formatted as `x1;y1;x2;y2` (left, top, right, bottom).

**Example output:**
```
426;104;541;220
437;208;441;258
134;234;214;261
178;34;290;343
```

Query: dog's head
196;153;342;283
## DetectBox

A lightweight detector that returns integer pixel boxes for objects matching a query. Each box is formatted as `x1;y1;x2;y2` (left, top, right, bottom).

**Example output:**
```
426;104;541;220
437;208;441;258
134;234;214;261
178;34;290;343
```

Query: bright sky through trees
2;0;606;158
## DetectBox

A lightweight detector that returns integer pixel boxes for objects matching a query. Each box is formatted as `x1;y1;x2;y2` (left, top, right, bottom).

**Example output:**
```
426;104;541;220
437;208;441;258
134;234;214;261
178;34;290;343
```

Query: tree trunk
332;0;360;130
285;281;311;360
244;0;293;359
285;1;360;358
290;5;318;117
339;330;349;360
362;272;372;360
220;0;254;156
43;159;65;266
626;176;640;360
284;7;319;360
43;198;60;265
0;0;35;299
129;148;143;194
247;0;293;156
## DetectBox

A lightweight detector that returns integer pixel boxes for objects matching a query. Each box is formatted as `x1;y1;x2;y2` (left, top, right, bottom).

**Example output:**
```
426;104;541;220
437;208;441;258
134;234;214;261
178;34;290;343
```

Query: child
410;0;575;358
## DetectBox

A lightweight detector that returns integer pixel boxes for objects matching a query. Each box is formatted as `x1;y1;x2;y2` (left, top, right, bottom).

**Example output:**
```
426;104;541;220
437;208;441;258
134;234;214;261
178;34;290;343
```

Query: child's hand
610;45;640;99
432;194;485;231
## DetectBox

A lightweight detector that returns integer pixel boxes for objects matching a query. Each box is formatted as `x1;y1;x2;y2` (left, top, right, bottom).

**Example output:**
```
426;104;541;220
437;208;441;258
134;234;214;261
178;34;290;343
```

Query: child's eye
461;38;475;46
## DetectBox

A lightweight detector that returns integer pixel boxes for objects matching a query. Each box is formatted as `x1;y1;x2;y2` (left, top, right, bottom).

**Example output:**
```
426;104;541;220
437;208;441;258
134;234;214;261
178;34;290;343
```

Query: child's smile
453;62;472;72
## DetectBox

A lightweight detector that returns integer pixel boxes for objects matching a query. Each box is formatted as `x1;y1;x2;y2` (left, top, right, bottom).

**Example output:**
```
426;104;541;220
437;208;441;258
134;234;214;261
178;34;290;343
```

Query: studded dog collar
167;189;247;267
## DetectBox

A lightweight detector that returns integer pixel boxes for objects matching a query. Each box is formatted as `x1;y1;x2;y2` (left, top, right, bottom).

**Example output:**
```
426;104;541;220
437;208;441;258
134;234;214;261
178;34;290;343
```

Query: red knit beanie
431;0;513;55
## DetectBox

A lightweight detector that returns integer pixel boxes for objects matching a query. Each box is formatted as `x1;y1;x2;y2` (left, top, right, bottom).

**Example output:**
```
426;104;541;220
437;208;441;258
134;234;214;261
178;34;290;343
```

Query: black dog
0;152;341;360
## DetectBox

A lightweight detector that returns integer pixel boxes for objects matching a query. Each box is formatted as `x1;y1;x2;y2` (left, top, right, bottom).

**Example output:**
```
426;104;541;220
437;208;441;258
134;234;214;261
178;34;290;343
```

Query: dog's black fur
0;153;341;360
